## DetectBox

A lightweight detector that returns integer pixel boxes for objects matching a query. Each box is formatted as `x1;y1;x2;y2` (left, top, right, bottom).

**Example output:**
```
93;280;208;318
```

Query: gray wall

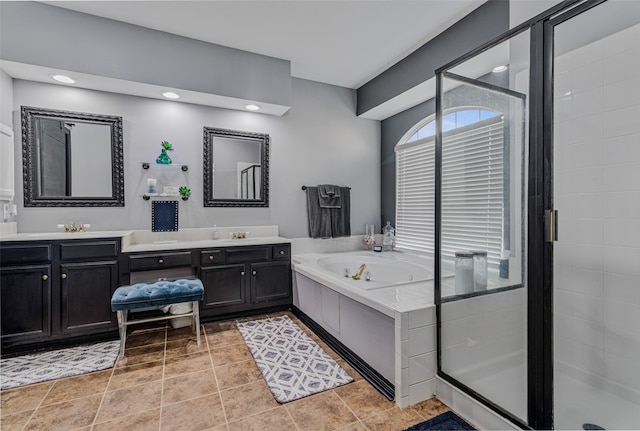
1;1;291;108
357;0;509;116
11;78;380;237
0;70;12;127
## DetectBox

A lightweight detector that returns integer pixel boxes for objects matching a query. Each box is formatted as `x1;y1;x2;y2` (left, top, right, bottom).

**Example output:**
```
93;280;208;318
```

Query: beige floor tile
334;379;395;419
164;351;213;378
203;321;237;333
108;360;164;391
92;408;160;431
166;325;201;342
335;422;369;431
23;394;102;431
361;407;424;431
117;343;165;368
165;337;208;358
336;359;364;382
125;327;166;348
220;380;279;423
161;393;226;431
0;409;34;431
162;369;218;405
210;342;253;366
410;396;450;420
285;390;358;431
228;406;297;431
214;359;262;390
205;328;245;348
0;382;53;416
95;381;162;423
41;370;111;406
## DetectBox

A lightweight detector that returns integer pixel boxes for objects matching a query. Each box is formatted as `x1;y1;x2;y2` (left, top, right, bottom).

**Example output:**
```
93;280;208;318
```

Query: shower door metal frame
434;0;610;429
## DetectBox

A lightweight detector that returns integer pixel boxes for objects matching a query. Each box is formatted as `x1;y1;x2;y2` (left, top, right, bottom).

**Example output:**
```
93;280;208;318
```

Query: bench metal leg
192;301;201;346
116;310;128;360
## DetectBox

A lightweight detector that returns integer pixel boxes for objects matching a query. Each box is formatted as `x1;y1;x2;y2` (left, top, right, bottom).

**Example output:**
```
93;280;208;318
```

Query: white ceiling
43;0;485;90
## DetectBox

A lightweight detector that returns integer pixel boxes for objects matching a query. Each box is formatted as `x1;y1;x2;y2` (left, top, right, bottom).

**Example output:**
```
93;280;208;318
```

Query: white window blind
396;116;504;266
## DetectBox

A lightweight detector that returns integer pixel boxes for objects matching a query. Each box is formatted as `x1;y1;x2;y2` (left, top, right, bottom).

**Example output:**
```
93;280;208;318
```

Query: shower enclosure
435;0;639;429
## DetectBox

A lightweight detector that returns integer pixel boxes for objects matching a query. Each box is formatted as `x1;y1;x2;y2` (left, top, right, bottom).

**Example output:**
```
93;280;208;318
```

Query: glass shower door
552;1;640;429
437;29;530;425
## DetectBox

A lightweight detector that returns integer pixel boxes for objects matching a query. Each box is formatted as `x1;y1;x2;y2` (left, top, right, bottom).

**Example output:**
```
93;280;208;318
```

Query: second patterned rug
236;315;353;403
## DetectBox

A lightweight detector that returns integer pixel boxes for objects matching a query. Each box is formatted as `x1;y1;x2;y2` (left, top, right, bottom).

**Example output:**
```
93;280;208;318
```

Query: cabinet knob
279;250;285;255
158;259;164;264
61;273;67;279
252;270;257;276
42;274;49;281
240;271;245;276
209;255;214;261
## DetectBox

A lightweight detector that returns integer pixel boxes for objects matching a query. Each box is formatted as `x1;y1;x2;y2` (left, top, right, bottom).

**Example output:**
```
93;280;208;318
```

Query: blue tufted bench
111;278;204;360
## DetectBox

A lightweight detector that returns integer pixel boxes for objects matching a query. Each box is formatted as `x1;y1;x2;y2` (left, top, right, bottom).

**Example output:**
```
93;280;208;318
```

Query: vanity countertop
120;236;291;253
0;226;291;253
0;230;134;242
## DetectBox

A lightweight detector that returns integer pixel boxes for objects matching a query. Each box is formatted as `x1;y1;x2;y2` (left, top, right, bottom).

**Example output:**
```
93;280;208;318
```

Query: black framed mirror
203;127;269;207
22;106;124;207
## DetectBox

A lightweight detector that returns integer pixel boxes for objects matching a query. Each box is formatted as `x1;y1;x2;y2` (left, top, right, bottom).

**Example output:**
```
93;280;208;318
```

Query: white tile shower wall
395;307;437;408
553;23;640;400
440;288;527;418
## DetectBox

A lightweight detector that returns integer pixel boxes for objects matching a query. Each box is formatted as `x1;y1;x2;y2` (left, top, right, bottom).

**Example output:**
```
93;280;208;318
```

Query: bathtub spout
352;264;367;280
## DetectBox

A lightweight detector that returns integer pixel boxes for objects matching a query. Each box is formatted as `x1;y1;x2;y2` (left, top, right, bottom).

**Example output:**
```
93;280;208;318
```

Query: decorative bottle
382;221;395;251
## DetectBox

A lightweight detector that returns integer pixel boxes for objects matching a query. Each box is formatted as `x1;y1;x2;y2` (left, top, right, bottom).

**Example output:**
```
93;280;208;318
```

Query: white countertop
0;226;291;252
121;236;291;253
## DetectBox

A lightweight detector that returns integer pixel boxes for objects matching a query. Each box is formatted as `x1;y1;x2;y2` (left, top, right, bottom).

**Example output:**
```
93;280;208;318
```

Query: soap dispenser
382;221;395;251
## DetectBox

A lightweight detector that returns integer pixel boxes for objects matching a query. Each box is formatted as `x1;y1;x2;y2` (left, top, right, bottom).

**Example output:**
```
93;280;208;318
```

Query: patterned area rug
237;315;353;403
0;340;120;390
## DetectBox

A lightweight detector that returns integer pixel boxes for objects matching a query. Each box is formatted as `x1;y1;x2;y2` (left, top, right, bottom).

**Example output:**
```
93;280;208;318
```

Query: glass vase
156;148;172;165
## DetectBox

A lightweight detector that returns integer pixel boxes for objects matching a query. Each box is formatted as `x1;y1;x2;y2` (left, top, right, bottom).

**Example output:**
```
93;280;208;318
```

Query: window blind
396;116;504;266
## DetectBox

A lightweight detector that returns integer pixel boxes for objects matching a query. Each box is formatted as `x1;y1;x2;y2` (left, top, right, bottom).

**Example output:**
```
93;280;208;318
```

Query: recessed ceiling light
245;104;261;111
51;74;76;84
492;65;508;73
162;91;180;99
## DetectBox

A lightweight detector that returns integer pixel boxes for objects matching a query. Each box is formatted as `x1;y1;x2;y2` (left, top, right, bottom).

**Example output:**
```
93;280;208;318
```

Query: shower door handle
544;209;558;242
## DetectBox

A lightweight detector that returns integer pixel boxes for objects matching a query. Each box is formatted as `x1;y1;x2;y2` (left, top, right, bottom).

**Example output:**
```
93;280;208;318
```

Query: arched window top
406;108;500;143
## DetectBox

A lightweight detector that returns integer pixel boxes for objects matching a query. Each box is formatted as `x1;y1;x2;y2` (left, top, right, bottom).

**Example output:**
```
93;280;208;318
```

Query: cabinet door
250;261;291;303
60;260;118;335
200;264;246;309
1;264;52;344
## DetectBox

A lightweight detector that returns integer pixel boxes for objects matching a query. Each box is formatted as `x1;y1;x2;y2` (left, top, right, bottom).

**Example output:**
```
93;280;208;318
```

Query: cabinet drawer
200;249;225;265
226;247;269;263
60;241;119;261
272;244;290;260
0;244;52;265
128;251;192;271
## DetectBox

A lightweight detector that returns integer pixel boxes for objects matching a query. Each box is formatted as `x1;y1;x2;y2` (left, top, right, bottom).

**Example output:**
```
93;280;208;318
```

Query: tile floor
0;311;455;431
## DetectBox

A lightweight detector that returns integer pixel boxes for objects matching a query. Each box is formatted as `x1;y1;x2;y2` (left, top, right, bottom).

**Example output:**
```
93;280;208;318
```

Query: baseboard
291;305;395;401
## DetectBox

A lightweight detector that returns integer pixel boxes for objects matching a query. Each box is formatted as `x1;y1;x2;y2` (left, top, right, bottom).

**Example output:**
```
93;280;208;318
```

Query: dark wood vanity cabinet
198;244;292;319
0;239;120;352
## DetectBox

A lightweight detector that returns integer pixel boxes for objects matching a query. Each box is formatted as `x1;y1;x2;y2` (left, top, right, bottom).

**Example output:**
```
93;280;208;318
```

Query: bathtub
296;250;433;290
292;249;438;407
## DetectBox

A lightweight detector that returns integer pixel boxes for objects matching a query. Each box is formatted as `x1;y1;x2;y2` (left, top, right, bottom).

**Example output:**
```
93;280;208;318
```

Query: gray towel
318;184;341;208
330;187;350;237
306;187;332;238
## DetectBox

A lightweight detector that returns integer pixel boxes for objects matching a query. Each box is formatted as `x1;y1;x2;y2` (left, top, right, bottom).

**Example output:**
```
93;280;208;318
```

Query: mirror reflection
22;106;124;207
203;127;269;207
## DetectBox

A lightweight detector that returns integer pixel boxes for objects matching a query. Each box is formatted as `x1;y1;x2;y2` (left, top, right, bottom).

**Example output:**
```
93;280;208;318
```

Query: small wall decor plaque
151;200;178;232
